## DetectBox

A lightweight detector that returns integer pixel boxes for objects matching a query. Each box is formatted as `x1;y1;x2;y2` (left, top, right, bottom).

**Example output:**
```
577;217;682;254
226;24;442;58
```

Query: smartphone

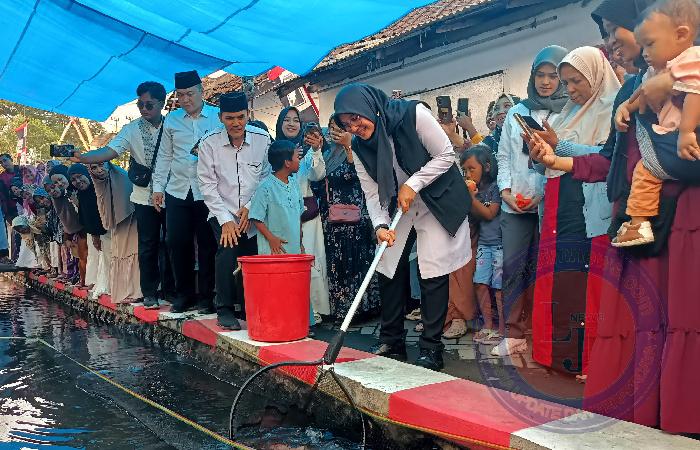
457;98;469;116
514;113;536;139
520;115;545;132
49;143;76;158
436;96;452;123
303;122;322;137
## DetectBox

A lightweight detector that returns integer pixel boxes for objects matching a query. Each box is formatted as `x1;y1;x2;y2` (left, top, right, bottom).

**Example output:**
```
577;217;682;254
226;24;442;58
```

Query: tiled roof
202;73;243;100
201;0;493;100
90;132;116;148
317;0;492;68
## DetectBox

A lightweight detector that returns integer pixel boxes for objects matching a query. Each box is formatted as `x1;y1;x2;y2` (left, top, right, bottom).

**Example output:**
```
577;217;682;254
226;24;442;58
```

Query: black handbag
301;196;320;223
128;120;164;187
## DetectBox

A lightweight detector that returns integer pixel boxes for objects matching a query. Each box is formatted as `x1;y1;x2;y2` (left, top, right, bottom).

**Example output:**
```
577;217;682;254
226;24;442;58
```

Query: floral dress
317;160;380;320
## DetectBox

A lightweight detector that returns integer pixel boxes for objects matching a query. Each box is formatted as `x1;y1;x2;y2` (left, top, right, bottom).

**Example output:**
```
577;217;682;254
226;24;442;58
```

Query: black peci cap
174;70;202;89
219;92;248;113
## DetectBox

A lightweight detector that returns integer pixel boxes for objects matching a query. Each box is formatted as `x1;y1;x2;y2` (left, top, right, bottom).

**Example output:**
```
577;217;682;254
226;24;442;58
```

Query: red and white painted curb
23;273;699;450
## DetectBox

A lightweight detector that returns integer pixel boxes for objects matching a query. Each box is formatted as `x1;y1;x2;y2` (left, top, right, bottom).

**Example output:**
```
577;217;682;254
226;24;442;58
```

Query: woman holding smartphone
527;46;619;377
494;45;569;357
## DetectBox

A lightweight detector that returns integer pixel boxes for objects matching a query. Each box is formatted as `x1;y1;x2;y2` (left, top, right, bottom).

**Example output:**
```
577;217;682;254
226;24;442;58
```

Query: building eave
277;0;583;96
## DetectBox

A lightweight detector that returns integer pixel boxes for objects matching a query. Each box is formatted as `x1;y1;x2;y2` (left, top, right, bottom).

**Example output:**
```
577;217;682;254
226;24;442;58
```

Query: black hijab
275;107;304;145
333;84;411;208
591;0;655;69
48;164;69;183
593;0;680;257
10;177;23;199
67;163;106;236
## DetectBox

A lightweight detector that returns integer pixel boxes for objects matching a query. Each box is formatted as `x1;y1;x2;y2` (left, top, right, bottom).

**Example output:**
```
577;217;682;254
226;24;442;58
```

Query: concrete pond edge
8;272;698;450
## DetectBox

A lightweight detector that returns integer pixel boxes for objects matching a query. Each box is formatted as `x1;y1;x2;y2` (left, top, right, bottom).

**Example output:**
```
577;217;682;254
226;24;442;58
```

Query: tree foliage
0;100;106;162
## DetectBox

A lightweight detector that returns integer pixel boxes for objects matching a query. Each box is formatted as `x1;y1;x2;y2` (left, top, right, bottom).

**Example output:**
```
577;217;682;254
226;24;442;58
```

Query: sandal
474;329;494;343
612;221;654;247
414;322;424;333
480;330;504;345
490;338;528;357
442;319;467;339
405;308;421;321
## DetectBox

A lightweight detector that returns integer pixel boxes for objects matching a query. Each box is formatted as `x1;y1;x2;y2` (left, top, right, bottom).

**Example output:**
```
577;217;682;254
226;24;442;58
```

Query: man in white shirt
73;81;175;310
197;92;271;329
151;71;221;313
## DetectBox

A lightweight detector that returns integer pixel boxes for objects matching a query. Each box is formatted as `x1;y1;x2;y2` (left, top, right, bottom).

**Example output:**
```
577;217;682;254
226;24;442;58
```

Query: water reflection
0;280;360;449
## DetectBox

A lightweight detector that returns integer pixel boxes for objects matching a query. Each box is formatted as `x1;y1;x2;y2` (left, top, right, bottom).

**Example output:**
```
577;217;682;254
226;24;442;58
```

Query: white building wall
250;90;286;134
314;0;604;134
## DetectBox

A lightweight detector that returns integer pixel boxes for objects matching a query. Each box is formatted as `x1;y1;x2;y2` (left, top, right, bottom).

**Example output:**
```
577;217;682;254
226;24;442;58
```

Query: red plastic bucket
238;254;315;342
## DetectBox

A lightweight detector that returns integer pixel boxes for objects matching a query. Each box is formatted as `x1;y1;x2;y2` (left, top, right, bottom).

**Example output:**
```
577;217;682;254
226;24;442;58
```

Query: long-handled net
229;211;403;446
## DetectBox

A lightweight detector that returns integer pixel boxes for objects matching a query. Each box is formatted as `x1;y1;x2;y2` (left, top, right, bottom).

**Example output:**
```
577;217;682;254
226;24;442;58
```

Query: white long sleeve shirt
353;103;471;279
152;103;222;201
359;104;457;229
297;147;326;196
197;124;272;236
496;103;552;215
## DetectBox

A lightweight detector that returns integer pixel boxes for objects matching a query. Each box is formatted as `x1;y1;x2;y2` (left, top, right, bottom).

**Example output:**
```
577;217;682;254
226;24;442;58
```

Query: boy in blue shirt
250;140;315;332
249;140;303;254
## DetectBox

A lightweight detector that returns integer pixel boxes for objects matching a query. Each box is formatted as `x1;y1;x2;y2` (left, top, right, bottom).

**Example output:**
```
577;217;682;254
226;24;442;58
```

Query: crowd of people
0;0;697;435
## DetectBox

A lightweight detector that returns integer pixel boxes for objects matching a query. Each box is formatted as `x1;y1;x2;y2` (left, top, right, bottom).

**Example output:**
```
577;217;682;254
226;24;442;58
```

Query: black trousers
165;190;217;303
134;203;175;299
209;218;257;315
378;228;449;351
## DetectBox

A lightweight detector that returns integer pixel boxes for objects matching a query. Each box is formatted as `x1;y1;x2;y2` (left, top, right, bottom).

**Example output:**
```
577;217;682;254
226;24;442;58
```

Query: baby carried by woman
613;0;700;246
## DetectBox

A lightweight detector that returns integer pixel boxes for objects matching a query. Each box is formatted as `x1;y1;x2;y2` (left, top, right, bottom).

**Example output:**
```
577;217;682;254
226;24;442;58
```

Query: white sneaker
490;338;527;357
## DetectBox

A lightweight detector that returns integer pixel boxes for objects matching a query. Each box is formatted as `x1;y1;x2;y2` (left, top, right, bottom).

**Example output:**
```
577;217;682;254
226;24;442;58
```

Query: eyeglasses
137;101;159;111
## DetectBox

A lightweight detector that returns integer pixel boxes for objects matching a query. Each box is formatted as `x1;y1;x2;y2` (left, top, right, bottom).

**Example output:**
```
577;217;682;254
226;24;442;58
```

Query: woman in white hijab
517;46;620;377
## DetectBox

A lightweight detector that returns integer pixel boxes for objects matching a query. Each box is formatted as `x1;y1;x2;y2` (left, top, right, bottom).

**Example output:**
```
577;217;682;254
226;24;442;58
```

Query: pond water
0;279;362;449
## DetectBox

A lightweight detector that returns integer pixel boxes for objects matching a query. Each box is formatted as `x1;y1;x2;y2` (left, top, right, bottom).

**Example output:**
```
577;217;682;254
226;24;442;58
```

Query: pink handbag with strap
325;178;361;224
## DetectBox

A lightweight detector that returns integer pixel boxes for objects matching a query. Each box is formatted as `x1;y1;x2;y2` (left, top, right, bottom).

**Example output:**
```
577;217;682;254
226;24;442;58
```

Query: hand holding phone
436;96;452;124
514;113;536;139
49;144;76;158
457;98;469;117
302;122;322;137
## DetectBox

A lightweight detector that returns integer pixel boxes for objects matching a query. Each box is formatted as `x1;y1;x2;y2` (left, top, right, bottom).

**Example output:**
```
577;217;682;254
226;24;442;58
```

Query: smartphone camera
303;122;321;137
457;98;469;117
49;144;76;158
436;96;452;124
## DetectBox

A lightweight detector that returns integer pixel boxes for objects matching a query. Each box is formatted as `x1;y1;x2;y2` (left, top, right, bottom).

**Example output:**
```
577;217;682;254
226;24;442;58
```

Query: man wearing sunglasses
73;81;175;310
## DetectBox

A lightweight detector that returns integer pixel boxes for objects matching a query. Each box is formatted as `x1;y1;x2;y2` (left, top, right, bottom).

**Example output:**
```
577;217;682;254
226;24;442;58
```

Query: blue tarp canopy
0;0;429;121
